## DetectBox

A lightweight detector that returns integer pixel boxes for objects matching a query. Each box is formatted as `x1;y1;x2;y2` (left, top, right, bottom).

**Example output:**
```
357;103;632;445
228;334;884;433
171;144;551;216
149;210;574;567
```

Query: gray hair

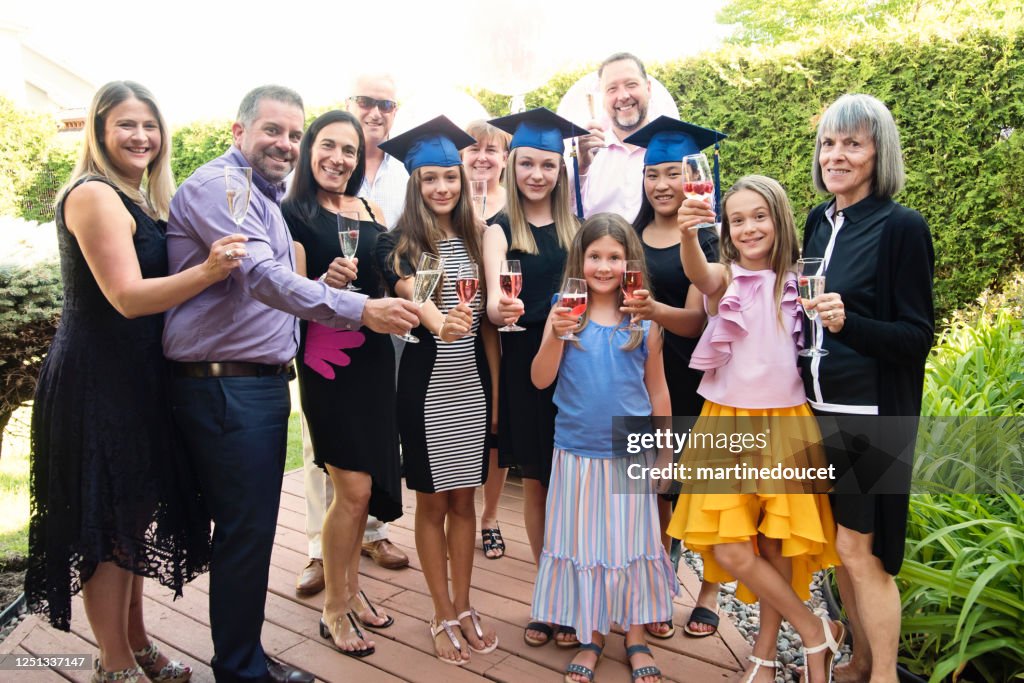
813;93;905;199
236;85;304;126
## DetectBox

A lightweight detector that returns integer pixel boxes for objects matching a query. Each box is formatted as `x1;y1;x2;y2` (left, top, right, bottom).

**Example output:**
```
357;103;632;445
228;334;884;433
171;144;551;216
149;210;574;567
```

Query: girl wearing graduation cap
481;108;584;648
374;116;500;665
624;116;725;642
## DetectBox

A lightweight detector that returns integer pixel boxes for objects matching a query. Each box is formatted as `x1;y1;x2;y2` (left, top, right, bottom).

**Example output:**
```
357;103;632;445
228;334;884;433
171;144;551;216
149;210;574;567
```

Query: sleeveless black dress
282;198;402;522
27;178;210;631
491;213;567;484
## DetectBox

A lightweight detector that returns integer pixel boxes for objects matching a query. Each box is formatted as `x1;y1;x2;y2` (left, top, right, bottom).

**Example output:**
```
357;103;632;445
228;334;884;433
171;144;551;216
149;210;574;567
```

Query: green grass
286;410;303;472
0;405;31;560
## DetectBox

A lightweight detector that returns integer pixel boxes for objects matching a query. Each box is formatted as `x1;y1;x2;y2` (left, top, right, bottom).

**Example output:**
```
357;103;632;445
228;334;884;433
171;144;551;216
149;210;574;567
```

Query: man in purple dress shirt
163;85;417;683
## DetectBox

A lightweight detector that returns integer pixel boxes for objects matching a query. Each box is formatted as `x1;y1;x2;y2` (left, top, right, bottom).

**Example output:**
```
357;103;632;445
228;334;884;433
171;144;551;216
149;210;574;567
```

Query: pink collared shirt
580;130;646;221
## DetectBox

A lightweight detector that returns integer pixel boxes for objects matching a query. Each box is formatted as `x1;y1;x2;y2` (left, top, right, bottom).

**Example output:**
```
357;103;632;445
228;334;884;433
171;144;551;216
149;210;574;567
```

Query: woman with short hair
801;93;934;683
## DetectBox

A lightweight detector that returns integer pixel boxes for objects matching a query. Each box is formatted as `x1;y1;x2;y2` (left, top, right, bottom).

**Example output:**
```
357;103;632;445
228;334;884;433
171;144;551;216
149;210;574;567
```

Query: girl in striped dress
531;214;677;683
376;117;501;665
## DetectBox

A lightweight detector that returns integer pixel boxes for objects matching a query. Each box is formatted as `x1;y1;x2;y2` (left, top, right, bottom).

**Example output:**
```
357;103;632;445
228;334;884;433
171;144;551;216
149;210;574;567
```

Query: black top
492;212;568;326
801;195;935;416
638;225;718;366
802;201;882;407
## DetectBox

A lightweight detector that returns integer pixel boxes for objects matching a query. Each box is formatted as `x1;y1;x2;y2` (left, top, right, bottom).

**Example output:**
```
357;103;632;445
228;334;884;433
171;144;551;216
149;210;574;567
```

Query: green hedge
471;30;1024;321
0;98;61;220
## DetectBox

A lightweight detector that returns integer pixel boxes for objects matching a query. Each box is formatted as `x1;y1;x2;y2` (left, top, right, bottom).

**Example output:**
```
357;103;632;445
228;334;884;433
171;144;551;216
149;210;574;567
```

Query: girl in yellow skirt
669;175;844;683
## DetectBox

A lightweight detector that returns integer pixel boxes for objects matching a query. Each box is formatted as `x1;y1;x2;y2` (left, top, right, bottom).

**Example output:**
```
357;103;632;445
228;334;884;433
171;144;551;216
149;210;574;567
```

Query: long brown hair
719;175;800;326
59;81;175;219
560;212;649;350
390;165;484;307
502;148;579;254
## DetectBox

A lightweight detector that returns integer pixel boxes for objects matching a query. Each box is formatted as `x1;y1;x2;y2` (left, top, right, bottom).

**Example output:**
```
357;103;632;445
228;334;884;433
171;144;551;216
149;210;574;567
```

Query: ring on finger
226;249;236;259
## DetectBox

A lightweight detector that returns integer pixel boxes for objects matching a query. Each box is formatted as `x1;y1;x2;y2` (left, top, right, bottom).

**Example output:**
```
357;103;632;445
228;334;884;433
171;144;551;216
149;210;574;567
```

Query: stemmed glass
337;210;361;291
797;257;829;357
621;259;643;331
557;278;588;342
456;262;480;338
470;179;488;219
224;167;252;259
682;153;715;230
394;253;445;344
499;260;525;332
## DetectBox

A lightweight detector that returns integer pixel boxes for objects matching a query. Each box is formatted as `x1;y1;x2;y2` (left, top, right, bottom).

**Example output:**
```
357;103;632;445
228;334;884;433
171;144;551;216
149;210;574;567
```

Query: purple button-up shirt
163;147;366;364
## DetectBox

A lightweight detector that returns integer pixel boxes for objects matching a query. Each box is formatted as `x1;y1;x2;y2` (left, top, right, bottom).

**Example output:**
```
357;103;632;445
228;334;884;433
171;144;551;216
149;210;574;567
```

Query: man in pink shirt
578;52;653;221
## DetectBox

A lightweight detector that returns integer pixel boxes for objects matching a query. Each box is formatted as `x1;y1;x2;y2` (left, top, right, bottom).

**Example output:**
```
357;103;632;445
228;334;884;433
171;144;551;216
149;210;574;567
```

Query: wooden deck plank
11;468;748;681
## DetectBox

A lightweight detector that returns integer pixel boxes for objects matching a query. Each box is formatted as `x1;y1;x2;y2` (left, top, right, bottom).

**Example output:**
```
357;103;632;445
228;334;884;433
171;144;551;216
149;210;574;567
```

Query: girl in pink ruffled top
667;175;844;683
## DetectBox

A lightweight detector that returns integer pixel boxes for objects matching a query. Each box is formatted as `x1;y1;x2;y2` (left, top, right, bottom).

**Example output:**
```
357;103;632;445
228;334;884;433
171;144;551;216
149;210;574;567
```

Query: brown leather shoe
295;558;324;595
360;539;409;569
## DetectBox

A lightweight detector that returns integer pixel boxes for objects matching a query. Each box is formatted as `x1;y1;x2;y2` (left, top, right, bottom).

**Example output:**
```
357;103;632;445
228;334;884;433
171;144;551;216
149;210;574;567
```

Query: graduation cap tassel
713;141;722;225
571;138;584;219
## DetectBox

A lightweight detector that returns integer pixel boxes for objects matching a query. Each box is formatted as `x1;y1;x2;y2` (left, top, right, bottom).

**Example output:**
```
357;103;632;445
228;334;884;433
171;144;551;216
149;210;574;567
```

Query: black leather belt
173;361;292;378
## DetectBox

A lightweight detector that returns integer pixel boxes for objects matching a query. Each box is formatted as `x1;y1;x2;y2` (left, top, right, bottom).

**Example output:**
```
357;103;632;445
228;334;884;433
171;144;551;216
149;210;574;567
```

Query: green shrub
19;145;79;223
0;261;62;455
170;120;233;185
0;97;60;218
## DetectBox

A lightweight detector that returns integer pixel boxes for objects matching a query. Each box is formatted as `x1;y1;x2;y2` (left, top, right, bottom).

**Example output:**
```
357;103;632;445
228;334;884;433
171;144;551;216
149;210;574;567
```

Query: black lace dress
26;178;210;631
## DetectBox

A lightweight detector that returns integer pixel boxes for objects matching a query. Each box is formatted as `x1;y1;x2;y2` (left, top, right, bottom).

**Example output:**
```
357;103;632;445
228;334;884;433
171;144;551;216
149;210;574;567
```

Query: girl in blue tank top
530;213;678;683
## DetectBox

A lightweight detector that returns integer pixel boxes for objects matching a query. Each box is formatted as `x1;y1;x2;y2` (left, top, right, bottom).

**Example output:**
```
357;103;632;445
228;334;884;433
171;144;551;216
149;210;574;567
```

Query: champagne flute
621;259;643;331
394;253;445;344
337;210;361;291
797;257;829;357
224;167;252;259
498;259;525;332
470;179;488;219
456;262;480;338
557;278;588;342
682;153;715;230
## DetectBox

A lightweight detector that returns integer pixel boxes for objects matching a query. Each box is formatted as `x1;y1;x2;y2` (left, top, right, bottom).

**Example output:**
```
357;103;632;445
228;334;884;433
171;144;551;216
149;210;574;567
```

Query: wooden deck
1;470;749;682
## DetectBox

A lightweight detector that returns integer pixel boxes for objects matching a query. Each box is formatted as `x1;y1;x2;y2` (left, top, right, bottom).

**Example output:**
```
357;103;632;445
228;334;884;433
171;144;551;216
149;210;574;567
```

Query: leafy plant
900;493;1024;682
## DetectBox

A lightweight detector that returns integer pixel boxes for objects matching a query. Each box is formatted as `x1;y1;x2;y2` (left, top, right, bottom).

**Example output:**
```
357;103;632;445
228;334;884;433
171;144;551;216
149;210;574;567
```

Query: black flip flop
524;621;554;647
683;606;719;637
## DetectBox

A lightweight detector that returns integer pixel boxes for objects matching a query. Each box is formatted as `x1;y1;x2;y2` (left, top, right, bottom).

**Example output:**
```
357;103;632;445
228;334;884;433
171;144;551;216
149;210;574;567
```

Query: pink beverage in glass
500;272;523;298
560;293;588;317
457;277;479;304
683;180;714;199
622;270;643;299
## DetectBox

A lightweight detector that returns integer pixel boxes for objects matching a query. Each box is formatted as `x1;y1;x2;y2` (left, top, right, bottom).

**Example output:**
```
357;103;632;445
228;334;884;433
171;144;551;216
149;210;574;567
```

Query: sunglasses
349;96;398;113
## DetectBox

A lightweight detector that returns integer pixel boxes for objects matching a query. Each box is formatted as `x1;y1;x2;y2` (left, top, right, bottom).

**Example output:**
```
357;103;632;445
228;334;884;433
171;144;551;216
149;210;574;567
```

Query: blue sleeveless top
553;319;653;458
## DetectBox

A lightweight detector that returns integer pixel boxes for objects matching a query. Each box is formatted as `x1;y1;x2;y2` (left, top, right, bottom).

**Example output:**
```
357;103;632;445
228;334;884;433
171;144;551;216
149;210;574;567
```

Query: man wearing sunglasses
347;73;408;228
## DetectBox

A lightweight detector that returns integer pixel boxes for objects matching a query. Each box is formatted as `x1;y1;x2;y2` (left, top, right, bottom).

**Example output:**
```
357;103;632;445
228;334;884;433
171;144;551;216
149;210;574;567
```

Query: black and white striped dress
396;238;490;493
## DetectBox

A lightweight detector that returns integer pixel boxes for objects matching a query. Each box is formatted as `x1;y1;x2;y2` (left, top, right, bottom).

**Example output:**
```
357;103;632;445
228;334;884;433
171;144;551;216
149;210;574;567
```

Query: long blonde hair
719;175;800;326
390;165;484;307
58;81;175;219
502;147;578;254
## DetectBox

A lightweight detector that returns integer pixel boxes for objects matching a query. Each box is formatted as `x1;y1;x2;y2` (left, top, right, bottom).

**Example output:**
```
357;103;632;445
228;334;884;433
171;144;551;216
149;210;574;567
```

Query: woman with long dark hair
283;110;402;659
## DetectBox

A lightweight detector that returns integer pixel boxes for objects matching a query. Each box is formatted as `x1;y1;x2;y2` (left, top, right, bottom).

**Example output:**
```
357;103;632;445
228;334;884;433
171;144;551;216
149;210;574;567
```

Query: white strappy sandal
743;654;778;683
457;607;499;654
430;616;467;666
801;616;846;683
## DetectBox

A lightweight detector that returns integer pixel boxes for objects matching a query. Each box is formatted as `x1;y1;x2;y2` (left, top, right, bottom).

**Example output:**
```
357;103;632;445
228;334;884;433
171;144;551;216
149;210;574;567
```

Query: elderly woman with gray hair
799;93;934;683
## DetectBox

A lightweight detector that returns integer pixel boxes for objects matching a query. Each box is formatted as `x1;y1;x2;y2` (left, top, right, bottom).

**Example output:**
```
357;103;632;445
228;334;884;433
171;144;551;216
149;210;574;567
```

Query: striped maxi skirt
530;449;680;643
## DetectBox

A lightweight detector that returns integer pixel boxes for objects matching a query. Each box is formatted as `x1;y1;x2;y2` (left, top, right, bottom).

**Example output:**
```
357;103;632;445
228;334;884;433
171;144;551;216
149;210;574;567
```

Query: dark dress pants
171;374;290;682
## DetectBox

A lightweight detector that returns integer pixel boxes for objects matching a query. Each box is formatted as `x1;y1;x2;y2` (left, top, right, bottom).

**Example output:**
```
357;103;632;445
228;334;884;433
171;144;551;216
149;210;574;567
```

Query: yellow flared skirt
666;401;840;604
